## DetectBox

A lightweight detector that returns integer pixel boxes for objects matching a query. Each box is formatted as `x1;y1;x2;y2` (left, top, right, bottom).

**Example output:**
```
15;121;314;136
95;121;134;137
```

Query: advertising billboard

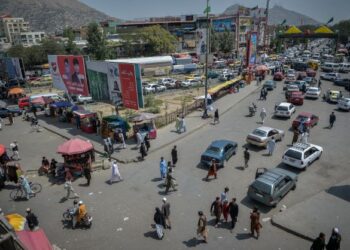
0;57;24;80
119;63;142;110
48;55;89;96
212;18;236;32
196;29;207;56
249;32;258;66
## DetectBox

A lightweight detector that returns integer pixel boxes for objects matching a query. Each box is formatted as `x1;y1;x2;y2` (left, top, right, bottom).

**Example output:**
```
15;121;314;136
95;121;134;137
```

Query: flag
250;5;258;10
203;6;211;14
326;17;334;24
281;19;287;25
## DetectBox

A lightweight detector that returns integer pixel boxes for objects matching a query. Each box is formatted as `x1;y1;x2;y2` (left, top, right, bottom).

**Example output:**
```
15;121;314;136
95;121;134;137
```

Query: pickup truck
71;95;93;104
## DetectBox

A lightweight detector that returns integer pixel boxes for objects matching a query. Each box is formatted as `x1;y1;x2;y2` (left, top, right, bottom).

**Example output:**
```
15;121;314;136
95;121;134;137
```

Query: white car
181;79;202;88
286;84;300;92
337;97;350;111
275;102;295;118
143;84;156;94
285;74;296;84
246;126;285;148
287;69;296;75
320;73;339;81
305;87;321;99
158;78;175;88
282;143;323;170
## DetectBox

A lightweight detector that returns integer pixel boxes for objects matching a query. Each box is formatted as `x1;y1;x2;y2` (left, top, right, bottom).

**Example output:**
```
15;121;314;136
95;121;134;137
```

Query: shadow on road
144;230;159;240
235;232;252;240
183;237;201;247
326;185;350;202
239;196;273;214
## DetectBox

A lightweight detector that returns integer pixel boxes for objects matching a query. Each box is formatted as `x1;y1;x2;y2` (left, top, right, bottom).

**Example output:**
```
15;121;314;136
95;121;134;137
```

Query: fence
154;99;203;128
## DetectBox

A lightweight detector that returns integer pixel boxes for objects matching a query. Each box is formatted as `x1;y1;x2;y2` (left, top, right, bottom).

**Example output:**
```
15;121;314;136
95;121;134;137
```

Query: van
321;62;339;72
29;93;61;102
339;63;350;73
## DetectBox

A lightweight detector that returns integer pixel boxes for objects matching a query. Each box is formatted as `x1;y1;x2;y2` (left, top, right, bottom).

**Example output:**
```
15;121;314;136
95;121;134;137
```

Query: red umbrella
0;144;6;156
57;138;94;155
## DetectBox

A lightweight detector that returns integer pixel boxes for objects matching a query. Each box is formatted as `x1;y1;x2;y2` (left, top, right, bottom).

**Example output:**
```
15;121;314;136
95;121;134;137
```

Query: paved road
0;71;349;250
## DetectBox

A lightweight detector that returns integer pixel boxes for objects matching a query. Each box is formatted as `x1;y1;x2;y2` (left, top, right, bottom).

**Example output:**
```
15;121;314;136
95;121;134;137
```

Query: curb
271;216;314;242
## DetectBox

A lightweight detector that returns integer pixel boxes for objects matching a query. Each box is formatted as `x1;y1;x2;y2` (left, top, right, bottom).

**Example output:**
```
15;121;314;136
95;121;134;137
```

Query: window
285;150;302;160
304;149;312;159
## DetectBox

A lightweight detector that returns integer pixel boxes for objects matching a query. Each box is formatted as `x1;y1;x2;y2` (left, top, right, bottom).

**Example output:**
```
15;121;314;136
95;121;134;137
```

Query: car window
285;149;302;160
304;149;312;158
251;181;272;195
277;106;288;111
207;146;221;153
275;179;286;191
252;129;267;137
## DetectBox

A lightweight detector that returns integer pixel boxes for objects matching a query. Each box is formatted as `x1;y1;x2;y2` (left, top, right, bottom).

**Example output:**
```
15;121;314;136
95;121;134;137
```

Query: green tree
218;28;234;54
86;22;109;60
63;27;80;54
332;19;350;44
210;27;219;53
140;25;176;56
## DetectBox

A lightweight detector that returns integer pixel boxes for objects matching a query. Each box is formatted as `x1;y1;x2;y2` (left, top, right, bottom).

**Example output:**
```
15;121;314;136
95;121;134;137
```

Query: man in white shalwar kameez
109;159;123;183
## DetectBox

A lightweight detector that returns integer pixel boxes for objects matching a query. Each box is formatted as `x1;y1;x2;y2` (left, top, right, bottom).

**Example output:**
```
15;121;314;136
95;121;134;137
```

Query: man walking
250;207;262;239
260;108;267;124
267;137;276;156
329;112;336;129
311;232;326;250
84;165;91;186
153;207;165;240
244;148;250;169
161;197;171;229
64;173;79;200
292;128;299;145
171;146;178;166
10;141;20;160
210;197;222;228
206;159;217;180
160;157;167;179
108;158;123;183
220;187;229;204
165;168;177;194
25;208;39;231
229;198;239;232
213;108;219;124
197;211;208;243
326;227;341;250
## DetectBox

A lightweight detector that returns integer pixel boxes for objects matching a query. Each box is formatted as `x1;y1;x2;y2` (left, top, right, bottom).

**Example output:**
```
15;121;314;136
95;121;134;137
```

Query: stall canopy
8;87;24;96
208;76;242;95
103;115;130;131
57;138;94;155
255;65;269;71
130;112;158;122
0;144;5;156
50;101;73;109
31;96;53;105
17;229;53;250
5;214;26;231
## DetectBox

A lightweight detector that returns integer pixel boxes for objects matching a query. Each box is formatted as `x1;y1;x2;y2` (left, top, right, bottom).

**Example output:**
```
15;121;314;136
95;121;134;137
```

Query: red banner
56;55;89;96
119;63;139;110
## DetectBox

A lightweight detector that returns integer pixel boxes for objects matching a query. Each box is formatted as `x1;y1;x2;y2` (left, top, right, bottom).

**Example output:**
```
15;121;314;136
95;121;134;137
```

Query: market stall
130;113;158;139
49;101;73;117
101;115;130;139
73;110;97;134
57;138;94;178
7;87;25;102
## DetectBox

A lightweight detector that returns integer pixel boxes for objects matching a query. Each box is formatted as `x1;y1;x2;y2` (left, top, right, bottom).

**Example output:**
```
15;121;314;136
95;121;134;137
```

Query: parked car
286;84;300;92
144;83;166;93
324;90;340;103
285;74;296;84
292;112;319;129
143;84;155;94
0;106;23;118
18;97;30;110
208;71;220;79
297;71;307;80
302;77;314;85
292;80;309;91
263;80;276;90
282;143;323;170
246;126;284;148
306;68;316;77
287;91;304;105
247;168;297;207
273;72;284;81
305;87;321;99
185;74;204;81
181;79;202;88
200;140;238;167
274;102;295;118
334;78;350;87
71;95;93;103
320;72;340;81
158;78;176;88
337;97;350;111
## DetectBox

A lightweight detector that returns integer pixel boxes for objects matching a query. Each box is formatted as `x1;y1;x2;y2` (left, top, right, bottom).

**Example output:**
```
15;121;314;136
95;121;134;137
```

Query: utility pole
264;0;270;49
202;0;210;119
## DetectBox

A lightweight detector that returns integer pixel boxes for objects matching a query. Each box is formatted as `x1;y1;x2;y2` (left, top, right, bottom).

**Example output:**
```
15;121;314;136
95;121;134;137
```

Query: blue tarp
50;101;73;108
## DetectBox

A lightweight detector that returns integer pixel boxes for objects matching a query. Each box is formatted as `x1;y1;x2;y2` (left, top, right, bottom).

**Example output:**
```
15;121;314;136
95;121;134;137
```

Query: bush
146;106;160;114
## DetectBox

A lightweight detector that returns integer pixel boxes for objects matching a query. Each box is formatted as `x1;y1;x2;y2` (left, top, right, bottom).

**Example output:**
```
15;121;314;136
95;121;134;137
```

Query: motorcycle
63;207;93;229
249;103;257;117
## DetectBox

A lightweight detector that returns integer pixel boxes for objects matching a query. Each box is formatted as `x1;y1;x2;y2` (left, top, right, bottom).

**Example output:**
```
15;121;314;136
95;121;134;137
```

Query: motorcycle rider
77;200;88;226
71;200;79;229
19;175;33;200
249;102;257;116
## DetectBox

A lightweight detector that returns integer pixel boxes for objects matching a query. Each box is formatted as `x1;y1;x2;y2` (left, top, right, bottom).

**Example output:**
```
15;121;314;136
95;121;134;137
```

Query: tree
218;28;235;54
332;19;350;44
140;25;176;56
63;27;80;54
210;27;219;53
86;22;110;60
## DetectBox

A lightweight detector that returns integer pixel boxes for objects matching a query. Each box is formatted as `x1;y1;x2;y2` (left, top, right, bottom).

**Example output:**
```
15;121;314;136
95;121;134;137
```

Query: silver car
248;168;297;207
246;126;285;148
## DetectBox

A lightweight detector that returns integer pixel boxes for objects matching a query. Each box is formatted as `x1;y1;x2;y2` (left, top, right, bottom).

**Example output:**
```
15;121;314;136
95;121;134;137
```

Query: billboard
119;63;144;110
212;18;236;32
48;55;89;96
0;57;24;80
196;29;207;56
249;32;258;66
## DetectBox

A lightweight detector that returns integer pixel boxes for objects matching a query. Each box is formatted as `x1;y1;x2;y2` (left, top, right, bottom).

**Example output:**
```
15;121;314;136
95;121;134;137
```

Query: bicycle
9;182;42;201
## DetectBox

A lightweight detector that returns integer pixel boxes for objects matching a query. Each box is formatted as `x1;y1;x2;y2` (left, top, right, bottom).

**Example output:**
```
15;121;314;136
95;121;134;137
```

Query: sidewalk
39;82;260;163
271;178;350;247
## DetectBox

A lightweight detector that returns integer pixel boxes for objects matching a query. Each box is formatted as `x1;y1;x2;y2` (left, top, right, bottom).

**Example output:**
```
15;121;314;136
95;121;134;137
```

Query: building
12;31;46;47
0;16;29;44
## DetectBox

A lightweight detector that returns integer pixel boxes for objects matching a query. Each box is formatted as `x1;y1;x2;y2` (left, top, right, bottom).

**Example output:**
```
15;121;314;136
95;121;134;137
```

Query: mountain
223;4;320;26
0;0;117;34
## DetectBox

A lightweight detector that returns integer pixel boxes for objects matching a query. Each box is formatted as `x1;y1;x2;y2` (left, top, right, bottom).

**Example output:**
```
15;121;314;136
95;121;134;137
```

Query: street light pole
202;0;210;119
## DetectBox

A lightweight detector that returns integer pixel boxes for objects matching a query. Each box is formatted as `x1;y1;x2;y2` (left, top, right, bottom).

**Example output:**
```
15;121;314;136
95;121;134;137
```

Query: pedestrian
75;115;81;129
31;105;37;118
326;227;341;250
259;88;264;100
153;207;165;240
311;232;326;250
206;159;217;180
292;128;299;145
8;112;13;125
244;148;250;169
136;130;142;148
180;116;186;133
10;141;20;160
220;187;229;204
64;172;79;200
171;145;178;166
210;197;222;227
83;165;91;186
250;207;262;239
175;115;181;133
19;175;33;200
260;108;267;124
213;108;219;124
160;157;167;179
140;142;147;160
318;79;322;89
144;134;150;152
300;132;309;144
118;130;126;149
108;158;123;183
95;118;101;135
161;197;171;229
222;200;229;223
267;137;276;156
228;198;239;231
165;168;177;194
329;112;336;129
25;208;39;231
197;211;208;243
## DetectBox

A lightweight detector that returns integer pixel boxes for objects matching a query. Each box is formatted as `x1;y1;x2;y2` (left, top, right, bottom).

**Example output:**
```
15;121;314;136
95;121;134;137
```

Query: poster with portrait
48;55;89;96
196;29;207;56
249;32;258;66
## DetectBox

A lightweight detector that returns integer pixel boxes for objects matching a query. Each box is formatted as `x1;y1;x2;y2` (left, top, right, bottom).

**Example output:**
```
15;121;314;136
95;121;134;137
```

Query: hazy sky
80;0;349;23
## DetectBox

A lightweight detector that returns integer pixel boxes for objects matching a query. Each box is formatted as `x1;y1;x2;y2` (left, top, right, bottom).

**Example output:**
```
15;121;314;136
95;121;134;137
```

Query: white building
12;31;46;47
0;17;29;44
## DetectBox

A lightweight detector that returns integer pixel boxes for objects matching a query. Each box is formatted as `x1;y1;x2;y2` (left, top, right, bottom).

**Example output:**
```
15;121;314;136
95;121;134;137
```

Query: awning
50;101;72;109
8;87;24;96
57;138;94;155
314;25;334;34
17;229;53;250
208;76;242;95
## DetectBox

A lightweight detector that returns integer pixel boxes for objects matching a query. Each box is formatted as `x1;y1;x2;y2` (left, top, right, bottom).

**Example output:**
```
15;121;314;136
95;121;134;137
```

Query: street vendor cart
73;110;97;134
130;113;158;140
101;115;130;139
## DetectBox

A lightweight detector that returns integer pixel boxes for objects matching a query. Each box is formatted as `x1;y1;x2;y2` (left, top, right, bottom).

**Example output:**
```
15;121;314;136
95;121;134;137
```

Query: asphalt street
0;72;349;250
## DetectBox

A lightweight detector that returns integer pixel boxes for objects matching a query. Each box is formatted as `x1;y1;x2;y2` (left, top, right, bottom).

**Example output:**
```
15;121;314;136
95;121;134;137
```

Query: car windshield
297;115;309;121
308;88;318;92
285;149;302;160
277;106;288;111
252;129;267;137
207;146;221;153
251;180;272;195
292;93;302;97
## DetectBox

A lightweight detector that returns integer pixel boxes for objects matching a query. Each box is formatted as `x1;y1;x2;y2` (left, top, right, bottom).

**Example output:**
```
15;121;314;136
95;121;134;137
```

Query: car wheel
291;183;297;190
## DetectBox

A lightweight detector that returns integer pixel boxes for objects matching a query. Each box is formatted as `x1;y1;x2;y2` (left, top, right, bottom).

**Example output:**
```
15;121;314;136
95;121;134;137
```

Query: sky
80;0;349;23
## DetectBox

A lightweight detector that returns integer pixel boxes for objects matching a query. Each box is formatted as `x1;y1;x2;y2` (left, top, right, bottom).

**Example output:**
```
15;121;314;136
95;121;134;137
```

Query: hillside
0;0;117;34
223;4;320;26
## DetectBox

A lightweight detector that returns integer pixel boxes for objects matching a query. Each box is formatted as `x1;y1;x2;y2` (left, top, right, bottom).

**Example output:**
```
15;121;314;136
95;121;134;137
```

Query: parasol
129;112;158;122
8;87;24;96
5;213;26;231
256;65;269;71
57;138;94;155
0;144;5;156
